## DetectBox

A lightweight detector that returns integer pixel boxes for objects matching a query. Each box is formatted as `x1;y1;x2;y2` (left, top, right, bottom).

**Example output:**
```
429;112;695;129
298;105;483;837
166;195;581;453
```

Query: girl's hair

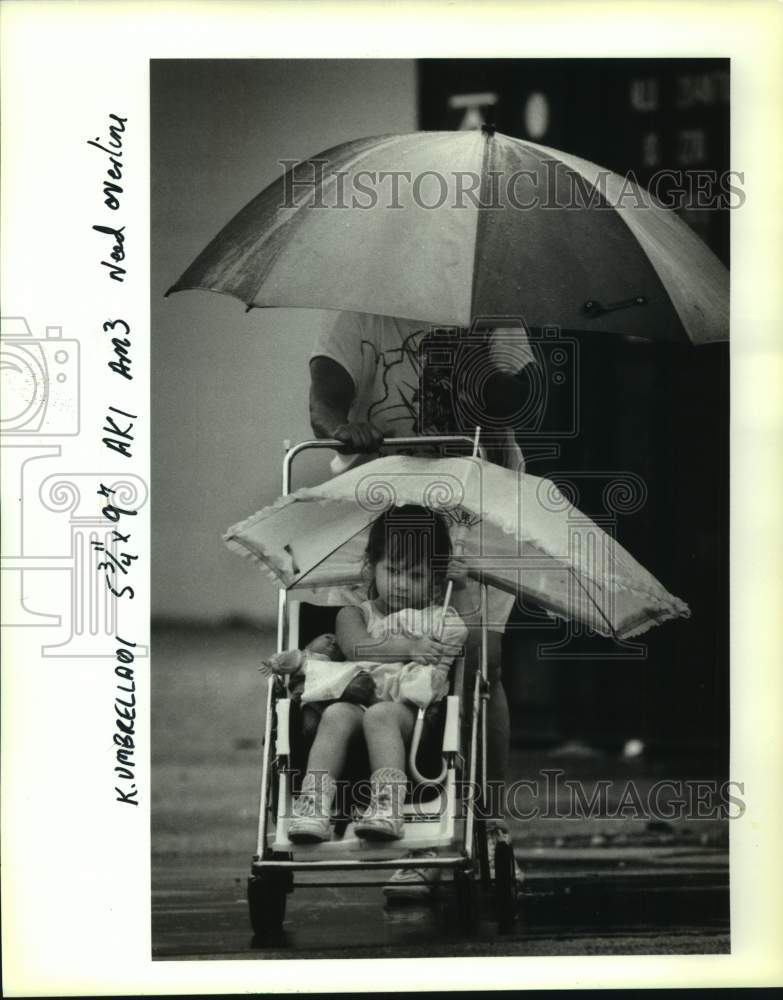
364;504;452;598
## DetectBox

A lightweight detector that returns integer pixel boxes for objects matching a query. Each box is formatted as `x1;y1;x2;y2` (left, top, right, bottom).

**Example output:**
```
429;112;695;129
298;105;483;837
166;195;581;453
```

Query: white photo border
2;0;782;994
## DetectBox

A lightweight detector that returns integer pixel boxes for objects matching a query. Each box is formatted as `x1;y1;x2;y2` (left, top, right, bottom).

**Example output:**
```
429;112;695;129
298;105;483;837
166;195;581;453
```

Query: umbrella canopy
224;455;690;641
167;129;728;344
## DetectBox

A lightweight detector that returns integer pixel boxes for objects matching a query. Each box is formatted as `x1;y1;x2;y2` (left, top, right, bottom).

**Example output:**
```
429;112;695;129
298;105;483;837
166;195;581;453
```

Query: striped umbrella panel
168;131;728;342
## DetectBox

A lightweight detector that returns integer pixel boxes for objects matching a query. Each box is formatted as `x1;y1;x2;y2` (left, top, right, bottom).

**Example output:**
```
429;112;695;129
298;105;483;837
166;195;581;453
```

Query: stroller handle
282;435;488;495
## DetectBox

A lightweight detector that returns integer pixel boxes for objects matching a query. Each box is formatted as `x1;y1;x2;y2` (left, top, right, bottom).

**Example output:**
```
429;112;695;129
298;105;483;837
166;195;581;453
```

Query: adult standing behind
308;309;536;899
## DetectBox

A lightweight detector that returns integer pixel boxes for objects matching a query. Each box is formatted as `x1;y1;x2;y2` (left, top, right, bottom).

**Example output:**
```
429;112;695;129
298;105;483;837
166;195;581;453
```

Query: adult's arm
309;355;384;453
479;321;539;419
482;368;531;419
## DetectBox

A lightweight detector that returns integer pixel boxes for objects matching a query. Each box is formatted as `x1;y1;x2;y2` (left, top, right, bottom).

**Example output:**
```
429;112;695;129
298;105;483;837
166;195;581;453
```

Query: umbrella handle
408;707;447;786
438;536;468;636
437;427;480;639
582;295;647;318
438;581;455;640
437;509;469;639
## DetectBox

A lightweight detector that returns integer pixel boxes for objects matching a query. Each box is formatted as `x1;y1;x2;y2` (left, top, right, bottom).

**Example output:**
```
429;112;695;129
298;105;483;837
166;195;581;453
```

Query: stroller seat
268;657;467;859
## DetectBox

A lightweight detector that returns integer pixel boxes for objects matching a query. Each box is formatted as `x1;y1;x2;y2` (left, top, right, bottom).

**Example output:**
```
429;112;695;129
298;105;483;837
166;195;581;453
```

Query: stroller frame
248;436;518;943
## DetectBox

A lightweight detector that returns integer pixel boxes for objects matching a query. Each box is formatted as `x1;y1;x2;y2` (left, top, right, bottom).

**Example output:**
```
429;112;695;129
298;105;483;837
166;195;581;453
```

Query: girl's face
373;556;434;613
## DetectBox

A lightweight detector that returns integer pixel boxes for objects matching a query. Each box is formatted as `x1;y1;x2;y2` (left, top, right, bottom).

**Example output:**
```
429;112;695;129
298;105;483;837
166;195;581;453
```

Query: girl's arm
336;605;459;664
336;605;412;660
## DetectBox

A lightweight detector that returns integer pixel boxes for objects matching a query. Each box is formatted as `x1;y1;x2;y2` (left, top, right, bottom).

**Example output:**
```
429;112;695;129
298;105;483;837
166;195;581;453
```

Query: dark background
418;59;729;767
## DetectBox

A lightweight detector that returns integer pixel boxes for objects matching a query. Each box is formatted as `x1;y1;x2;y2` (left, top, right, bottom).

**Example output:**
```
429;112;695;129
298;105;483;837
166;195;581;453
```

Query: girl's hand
341;671;377;706
410;636;462;664
447;556;469;590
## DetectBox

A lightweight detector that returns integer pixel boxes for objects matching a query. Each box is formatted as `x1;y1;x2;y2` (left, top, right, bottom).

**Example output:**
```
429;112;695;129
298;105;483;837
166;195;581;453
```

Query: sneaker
353;809;404;841
486;825;524;885
383;850;442;901
353;767;406;841
287;771;335;844
288;813;331;844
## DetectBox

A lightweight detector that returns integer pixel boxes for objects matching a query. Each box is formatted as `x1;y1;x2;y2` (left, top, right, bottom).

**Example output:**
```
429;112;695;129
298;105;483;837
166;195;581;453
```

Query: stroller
246;436;519;945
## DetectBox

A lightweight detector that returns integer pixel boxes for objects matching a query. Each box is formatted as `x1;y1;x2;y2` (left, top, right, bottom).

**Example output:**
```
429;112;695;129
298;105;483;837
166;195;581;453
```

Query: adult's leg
464;628;509;823
485;631;509;785
488;626;525;882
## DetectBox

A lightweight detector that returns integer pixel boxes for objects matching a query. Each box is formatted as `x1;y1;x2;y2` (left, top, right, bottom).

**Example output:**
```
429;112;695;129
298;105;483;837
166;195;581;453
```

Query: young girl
265;504;467;844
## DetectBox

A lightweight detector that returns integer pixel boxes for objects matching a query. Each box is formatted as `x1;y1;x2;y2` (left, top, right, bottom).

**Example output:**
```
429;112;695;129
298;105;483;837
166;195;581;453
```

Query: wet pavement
152;856;728;958
152;627;730;959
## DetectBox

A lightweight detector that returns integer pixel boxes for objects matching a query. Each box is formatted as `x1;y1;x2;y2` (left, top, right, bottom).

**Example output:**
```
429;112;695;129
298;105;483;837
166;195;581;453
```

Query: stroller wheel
248;867;291;945
492;840;518;932
454;867;479;933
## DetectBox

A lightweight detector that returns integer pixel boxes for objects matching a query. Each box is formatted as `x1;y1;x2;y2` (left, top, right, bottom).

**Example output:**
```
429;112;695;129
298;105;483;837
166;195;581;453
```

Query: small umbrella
167;128;727;344
224;454;690;641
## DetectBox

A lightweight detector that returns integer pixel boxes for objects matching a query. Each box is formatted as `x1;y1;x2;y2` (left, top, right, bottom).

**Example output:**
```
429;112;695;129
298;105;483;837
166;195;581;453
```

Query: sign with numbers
419;59;729;265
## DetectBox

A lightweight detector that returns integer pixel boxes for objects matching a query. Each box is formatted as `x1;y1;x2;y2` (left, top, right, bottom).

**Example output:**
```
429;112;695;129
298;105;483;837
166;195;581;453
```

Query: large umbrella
224;455;690;641
167;128;728;344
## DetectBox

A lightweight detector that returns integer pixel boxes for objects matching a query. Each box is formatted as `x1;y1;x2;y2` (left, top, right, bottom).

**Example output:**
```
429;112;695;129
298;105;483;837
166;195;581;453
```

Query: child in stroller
262;504;468;844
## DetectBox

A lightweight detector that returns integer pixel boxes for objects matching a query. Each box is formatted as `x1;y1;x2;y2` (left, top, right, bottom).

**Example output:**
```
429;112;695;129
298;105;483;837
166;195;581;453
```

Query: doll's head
305;632;342;660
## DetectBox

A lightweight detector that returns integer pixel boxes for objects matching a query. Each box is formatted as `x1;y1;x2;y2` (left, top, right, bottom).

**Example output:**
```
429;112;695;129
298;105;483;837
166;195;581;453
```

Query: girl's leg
305;700;364;777
354;702;415;841
290;701;363;844
362;701;416;773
